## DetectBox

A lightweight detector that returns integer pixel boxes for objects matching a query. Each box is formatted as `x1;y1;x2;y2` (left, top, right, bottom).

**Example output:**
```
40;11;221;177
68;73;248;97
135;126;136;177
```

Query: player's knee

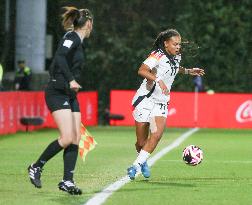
59;132;75;147
60;138;73;147
61;131;74;139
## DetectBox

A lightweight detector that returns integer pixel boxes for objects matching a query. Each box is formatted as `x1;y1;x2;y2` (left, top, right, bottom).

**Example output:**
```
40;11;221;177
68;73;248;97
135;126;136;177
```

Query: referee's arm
55;36;80;82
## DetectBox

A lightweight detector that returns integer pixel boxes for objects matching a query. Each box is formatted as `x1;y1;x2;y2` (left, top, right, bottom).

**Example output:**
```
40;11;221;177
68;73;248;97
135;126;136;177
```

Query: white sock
133;149;150;168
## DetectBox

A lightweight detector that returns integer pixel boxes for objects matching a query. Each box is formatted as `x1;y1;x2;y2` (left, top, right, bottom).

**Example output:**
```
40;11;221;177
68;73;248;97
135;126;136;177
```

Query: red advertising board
0;91;98;135
110;90;252;129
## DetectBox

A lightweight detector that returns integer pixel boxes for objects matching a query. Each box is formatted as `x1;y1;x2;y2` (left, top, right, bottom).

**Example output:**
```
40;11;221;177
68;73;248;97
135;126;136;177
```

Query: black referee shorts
45;86;80;113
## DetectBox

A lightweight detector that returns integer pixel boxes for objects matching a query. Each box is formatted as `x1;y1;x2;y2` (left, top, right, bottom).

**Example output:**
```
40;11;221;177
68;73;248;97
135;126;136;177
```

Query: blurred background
0;0;251;123
0;2;252;203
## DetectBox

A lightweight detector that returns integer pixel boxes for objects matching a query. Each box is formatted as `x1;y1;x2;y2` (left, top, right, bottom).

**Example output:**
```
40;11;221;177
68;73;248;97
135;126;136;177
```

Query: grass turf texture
0;127;251;205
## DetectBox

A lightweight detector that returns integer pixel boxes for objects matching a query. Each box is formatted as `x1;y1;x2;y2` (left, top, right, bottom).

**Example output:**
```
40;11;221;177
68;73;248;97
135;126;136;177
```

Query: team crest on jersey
166;53;181;68
174;54;181;63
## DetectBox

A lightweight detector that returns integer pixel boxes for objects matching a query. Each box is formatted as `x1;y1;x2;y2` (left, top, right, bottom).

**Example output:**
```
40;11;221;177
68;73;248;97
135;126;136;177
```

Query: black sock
33;140;63;168
63;144;78;181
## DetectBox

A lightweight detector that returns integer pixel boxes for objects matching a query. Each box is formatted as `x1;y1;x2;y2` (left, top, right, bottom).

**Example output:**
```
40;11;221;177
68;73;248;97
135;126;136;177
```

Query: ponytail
62;6;93;31
62;6;79;30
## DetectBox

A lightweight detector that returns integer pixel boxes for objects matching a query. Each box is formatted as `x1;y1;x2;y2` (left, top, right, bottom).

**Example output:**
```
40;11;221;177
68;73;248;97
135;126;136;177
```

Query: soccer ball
182;145;203;166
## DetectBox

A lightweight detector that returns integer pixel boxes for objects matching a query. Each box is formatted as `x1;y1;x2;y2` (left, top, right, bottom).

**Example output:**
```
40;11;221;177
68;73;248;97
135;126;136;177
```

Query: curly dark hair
152;29;180;51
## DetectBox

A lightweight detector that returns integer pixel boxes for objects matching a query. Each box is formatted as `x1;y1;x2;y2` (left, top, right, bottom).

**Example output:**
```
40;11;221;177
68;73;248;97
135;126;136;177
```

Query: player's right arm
138;52;169;95
138;64;156;81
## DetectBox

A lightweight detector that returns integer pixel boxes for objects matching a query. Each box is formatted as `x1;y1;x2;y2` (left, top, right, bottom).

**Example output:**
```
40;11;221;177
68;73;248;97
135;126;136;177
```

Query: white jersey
133;49;181;104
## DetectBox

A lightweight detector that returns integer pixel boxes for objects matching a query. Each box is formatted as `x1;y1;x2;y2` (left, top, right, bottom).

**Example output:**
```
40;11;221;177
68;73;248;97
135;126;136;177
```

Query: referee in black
28;6;93;195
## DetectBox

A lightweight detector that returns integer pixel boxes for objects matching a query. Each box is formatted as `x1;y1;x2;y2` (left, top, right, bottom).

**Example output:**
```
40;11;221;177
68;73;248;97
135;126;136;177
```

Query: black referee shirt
49;31;84;86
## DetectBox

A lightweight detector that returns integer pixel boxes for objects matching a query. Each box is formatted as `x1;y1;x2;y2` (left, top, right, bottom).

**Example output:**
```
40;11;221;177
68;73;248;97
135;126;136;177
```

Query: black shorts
45;83;80;113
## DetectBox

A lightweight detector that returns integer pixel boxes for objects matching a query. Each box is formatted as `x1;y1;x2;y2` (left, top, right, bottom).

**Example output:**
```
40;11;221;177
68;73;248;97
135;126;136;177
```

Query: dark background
0;0;251;121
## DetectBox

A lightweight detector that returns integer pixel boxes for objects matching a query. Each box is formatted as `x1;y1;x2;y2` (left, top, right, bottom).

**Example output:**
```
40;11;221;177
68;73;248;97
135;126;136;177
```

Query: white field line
83;128;199;205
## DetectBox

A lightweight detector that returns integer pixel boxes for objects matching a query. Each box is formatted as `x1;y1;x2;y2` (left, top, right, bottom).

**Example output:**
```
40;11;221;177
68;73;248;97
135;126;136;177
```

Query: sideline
84;128;199;205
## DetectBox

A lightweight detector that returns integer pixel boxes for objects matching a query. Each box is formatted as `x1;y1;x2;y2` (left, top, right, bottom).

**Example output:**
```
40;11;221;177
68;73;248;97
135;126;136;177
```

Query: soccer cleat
127;165;137;180
140;161;150;178
27;164;42;188
58;180;82;195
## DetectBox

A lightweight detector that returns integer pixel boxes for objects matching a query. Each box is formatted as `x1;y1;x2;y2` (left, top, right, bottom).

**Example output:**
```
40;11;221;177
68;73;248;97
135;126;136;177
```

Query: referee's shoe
58;180;82;195
27;164;42;188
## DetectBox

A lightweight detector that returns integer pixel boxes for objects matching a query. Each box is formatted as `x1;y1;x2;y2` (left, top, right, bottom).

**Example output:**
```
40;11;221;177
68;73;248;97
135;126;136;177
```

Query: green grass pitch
0;127;251;205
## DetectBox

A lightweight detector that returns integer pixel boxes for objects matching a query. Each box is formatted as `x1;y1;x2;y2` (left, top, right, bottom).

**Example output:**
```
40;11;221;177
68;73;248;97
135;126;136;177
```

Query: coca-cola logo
236;100;252;123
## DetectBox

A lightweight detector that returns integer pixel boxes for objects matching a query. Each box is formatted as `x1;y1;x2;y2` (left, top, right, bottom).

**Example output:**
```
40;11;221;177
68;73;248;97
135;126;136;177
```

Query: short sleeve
143;57;158;70
143;50;164;70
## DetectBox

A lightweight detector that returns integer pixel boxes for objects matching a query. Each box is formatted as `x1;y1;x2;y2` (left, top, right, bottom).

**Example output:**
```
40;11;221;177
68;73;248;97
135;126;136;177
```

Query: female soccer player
127;29;205;180
28;7;93;195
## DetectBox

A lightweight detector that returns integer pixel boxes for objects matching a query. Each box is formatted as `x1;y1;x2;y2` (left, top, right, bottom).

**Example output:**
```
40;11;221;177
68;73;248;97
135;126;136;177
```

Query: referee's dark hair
62;6;93;31
152;29;180;51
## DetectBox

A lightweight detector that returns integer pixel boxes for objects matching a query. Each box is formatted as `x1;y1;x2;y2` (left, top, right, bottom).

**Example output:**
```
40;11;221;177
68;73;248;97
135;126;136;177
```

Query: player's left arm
178;67;205;76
